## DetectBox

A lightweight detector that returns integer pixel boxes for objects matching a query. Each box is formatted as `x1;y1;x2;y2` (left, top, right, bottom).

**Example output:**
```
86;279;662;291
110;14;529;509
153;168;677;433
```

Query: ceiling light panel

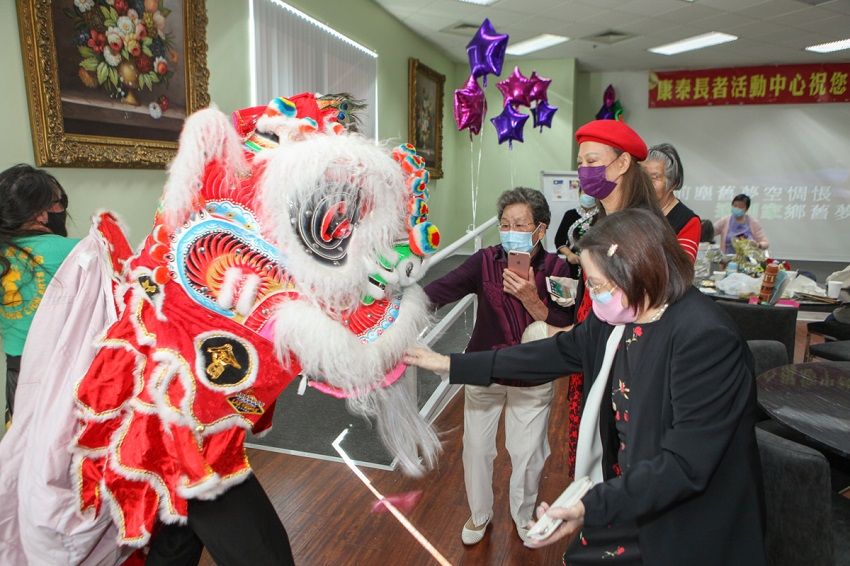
649;32;738;55
506;34;569;56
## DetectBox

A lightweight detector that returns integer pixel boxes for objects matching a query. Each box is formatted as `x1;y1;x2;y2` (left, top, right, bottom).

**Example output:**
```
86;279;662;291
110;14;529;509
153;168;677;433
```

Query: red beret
575;120;648;161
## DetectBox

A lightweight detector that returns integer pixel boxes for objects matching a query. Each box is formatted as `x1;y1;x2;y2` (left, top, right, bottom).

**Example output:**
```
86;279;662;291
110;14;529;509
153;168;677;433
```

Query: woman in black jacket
405;208;766;565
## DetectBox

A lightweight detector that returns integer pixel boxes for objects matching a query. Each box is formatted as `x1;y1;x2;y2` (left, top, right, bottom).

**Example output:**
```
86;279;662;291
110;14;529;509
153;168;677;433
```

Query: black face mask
45;211;68;237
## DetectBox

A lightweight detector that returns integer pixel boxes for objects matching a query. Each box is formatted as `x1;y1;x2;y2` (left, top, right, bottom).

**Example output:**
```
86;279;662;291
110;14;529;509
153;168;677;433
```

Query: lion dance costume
0;93;441;564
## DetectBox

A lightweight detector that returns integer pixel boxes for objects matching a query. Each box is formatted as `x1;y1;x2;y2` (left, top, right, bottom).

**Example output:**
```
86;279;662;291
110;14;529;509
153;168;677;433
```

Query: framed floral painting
16;0;210;168
408;58;444;179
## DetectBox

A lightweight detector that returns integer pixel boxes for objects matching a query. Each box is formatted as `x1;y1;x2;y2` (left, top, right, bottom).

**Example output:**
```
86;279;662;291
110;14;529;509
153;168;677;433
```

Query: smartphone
507;250;531;279
546;277;568;299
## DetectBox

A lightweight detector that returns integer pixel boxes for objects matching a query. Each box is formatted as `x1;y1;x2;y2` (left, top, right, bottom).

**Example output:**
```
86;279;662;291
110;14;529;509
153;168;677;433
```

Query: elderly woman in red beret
557;120;666;477
573;120;660;216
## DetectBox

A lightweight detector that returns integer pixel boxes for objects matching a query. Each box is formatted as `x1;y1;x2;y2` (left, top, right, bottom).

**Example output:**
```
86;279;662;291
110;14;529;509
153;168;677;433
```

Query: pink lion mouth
308;362;407;399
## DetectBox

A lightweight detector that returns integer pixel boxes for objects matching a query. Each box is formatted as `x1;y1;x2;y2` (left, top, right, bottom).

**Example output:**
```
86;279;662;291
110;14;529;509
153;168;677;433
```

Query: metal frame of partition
412;216;498;424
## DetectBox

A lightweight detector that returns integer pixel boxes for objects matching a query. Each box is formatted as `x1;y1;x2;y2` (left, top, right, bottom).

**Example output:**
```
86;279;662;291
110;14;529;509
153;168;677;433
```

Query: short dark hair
496;187;551;226
579;208;693;310
700;219;715;243
732;193;751;209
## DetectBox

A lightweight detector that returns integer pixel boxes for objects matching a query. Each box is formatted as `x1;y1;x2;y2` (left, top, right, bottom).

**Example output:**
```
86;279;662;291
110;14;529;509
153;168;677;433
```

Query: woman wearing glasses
1;164;78;427
422;187;574;545
561;120;666;479
408;208;766;565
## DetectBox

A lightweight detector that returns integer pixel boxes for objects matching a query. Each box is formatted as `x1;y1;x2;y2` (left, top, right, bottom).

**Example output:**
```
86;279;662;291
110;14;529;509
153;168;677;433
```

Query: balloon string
469;136;475;231
510;144;516;189
474;124;485;229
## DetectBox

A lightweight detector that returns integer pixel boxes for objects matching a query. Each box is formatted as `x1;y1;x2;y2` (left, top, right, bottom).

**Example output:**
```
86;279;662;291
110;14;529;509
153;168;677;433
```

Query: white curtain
251;0;378;139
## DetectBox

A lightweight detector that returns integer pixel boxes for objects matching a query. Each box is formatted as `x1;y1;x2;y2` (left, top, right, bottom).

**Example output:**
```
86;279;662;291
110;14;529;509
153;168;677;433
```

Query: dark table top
757;362;850;458
695;281;849;313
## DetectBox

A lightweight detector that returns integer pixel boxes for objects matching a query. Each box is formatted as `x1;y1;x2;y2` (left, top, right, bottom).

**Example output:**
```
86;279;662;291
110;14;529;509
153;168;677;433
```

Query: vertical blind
251;0;378;139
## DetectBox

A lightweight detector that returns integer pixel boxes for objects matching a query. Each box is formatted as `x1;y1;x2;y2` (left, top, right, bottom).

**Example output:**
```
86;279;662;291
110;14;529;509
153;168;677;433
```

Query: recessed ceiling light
649;32;737;55
456;0;502;5
805;38;850;53
506;34;569;56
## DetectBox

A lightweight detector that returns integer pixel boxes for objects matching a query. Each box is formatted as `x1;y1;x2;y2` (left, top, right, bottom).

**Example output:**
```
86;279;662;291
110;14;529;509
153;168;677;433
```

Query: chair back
718;301;797;362
746;340;789;378
756;428;834;566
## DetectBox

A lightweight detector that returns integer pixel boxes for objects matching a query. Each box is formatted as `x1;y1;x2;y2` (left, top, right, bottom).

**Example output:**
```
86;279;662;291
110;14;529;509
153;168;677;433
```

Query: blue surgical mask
579;194;597;209
731;207;746;218
590;288;613;305
500;224;540;253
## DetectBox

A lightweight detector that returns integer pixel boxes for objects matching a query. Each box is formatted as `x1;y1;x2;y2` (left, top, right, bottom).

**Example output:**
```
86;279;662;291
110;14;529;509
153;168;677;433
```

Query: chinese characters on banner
678;183;850;224
649;63;850;108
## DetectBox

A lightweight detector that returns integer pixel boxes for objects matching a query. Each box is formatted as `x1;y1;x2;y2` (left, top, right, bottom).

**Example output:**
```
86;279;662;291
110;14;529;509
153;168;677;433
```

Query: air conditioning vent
441;22;485;36
582;30;635;45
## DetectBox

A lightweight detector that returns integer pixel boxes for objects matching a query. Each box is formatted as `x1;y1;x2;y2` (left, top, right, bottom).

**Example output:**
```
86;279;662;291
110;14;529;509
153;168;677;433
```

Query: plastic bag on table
784;274;826;297
716;272;762;297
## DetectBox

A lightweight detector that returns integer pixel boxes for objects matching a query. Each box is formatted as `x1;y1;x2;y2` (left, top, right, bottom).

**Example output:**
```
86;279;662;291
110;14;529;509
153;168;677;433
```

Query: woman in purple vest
423;187;574;545
713;193;769;254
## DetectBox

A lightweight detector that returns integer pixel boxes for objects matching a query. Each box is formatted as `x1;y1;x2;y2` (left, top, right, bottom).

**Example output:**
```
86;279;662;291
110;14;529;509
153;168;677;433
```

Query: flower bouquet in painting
65;0;177;116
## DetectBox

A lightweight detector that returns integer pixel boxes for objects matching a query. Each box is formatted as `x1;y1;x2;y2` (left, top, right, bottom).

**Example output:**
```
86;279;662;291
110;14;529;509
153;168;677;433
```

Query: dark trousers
146;474;294;566
5;355;21;428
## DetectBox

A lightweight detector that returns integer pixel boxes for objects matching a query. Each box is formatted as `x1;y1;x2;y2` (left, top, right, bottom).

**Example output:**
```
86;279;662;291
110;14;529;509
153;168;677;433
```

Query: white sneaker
461;516;491;545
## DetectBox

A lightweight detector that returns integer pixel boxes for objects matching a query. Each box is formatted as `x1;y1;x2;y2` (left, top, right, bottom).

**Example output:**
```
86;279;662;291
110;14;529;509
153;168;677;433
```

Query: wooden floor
200;378;572;566
198;321;830;565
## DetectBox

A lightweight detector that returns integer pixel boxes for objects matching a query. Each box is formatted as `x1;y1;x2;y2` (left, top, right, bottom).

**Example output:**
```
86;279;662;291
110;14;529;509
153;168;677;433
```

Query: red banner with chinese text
648;63;850;107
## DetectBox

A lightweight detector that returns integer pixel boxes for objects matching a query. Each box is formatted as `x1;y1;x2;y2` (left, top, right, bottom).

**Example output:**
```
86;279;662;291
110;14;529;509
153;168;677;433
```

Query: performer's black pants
146;474;295;566
5;355;21;428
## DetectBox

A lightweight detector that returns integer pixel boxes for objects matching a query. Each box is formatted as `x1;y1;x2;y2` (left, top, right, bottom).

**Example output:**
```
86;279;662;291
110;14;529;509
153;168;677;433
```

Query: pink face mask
591;287;638;325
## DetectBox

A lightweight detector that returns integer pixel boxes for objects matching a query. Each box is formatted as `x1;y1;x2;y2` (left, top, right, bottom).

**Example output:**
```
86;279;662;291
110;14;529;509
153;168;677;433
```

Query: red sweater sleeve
677;216;701;261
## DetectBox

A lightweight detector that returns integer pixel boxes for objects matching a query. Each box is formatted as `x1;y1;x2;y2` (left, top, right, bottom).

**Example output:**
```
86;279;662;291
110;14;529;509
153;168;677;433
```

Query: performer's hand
403;346;450;379
524;500;585;549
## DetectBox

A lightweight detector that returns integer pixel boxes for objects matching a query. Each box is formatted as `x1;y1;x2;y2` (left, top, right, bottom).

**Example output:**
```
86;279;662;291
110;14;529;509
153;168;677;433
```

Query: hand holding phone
546;276;577;306
507;251;531;279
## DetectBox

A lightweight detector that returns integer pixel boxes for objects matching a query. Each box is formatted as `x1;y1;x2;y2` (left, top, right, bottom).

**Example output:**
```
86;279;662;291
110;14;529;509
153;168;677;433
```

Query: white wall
577;70;850;262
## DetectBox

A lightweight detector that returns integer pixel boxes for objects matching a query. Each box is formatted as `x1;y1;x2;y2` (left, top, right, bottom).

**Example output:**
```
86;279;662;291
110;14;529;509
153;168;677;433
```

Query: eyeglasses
499;222;535;232
586;278;614;294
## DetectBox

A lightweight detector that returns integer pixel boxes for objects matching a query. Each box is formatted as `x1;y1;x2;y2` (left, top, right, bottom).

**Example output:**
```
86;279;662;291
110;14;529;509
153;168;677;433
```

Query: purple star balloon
497;66;533;108
466;18;509;86
454;74;487;135
531;101;558;131
528;71;553;103
490;104;529;148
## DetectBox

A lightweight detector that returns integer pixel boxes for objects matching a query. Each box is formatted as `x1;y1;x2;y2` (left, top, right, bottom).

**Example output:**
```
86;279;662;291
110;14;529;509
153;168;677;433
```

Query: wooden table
757;362;850;458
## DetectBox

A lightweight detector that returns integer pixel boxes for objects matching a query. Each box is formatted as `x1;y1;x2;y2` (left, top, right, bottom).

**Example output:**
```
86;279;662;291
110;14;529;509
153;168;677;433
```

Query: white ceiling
373;0;850;71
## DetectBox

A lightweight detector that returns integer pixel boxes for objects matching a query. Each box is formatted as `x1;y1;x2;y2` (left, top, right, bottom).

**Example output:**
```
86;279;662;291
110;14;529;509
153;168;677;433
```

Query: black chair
717;301;797;363
747;340;789;379
809;340;850;362
804;319;850;361
756;428;835;566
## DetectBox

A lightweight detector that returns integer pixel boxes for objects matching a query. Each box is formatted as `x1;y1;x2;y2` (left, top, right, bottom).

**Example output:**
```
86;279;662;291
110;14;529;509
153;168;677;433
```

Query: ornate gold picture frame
16;0;210;168
408;58;444;180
